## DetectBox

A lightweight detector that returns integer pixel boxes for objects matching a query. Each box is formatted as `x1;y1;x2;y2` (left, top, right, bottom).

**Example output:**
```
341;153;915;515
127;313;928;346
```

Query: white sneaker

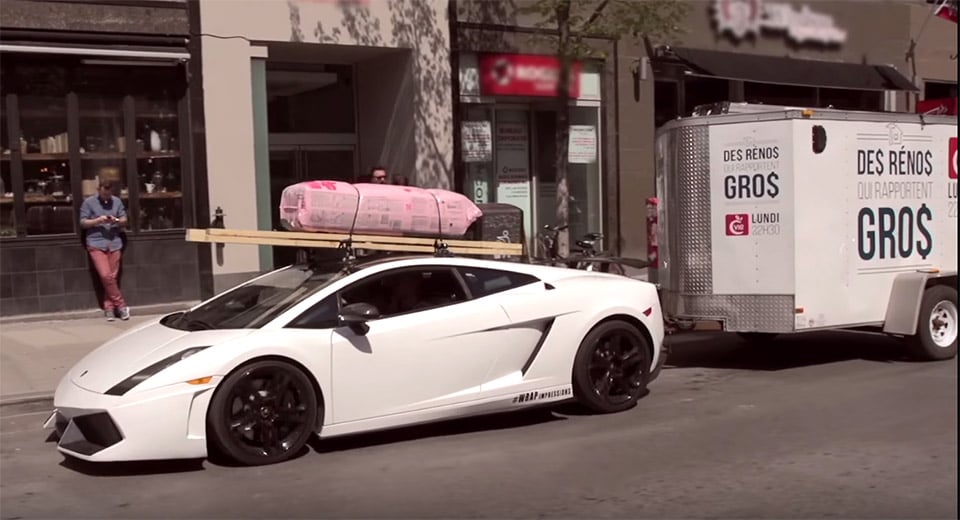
105;310;115;322
119;307;131;321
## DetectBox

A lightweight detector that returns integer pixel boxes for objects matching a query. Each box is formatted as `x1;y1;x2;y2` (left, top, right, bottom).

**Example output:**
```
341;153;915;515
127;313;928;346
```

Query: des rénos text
857;149;934;176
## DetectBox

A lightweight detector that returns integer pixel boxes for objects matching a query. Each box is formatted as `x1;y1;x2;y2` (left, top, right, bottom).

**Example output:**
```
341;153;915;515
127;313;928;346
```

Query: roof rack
185;228;523;268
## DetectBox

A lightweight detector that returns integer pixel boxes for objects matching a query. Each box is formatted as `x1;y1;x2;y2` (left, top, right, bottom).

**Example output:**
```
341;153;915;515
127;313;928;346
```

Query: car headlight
105;346;210;396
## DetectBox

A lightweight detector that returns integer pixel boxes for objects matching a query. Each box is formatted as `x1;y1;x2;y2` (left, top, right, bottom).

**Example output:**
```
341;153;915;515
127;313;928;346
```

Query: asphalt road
1;330;956;519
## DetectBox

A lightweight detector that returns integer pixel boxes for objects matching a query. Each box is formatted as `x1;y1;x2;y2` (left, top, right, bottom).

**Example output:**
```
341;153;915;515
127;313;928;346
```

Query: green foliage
516;0;689;58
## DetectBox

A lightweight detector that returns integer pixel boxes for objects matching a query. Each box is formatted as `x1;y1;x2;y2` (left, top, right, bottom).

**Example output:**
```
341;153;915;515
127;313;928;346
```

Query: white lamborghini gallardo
46;255;666;466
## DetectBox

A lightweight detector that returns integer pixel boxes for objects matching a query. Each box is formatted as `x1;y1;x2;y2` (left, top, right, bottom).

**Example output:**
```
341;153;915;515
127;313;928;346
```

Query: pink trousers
87;247;127;311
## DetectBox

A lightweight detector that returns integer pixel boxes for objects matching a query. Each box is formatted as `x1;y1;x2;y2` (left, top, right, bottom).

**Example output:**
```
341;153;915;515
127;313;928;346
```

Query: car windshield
164;266;342;331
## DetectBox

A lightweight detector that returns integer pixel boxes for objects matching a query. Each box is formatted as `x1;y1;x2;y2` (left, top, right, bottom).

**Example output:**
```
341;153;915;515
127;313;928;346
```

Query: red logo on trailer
949;137;957;179
725;214;750;236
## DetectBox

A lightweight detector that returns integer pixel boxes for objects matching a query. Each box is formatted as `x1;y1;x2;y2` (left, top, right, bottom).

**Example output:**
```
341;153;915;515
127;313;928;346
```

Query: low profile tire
907;285;958;361
208;360;318;466
572;320;652;414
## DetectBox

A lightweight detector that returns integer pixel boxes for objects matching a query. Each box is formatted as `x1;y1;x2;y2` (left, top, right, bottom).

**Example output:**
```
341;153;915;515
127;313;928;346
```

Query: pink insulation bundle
279;180;483;238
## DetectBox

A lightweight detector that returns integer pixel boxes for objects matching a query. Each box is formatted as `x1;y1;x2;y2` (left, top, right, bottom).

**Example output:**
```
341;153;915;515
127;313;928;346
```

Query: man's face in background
372;169;387;183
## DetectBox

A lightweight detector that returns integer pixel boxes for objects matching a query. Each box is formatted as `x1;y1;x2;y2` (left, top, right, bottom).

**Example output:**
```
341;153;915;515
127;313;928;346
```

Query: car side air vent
544;282;555;290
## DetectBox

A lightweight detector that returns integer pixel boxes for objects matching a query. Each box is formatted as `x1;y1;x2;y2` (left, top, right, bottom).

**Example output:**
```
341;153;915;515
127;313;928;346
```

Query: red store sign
478;53;582;98
917;97;958;116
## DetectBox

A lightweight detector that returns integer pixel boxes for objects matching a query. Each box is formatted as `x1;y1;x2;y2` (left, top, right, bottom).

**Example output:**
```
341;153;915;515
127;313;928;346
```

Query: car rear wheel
572;320;651;414
208;360;318;466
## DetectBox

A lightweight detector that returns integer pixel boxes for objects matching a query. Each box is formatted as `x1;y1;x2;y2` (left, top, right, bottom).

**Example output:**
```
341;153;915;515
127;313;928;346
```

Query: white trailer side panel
792;119;958;330
708;120;796;295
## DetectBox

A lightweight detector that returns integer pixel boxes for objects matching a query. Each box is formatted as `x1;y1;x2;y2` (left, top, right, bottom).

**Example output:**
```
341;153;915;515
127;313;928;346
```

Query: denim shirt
79;194;127;251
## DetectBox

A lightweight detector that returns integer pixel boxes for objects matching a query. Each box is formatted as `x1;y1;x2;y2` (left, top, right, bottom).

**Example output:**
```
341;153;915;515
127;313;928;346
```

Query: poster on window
465;164;490;204
462;121;492;163
569;125;597;164
495;118;532;236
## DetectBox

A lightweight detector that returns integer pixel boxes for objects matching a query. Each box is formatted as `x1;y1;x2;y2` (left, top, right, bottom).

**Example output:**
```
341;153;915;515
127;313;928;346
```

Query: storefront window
819;88;882;111
567;106;603;246
494;108;532;239
654;80;680;128
461;105;495;205
684;77;731;116
533;109;557;245
744;82;818;107
79;93;127;221
0;52;188;238
460;102;604;255
924;81;957;100
19;95;74;236
0;98;13;237
135;97;183;230
532;107;604;252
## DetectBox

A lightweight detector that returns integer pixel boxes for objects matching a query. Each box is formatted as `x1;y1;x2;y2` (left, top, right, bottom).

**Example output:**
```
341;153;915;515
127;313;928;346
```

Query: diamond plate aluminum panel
675;126;712;294
662;292;796;332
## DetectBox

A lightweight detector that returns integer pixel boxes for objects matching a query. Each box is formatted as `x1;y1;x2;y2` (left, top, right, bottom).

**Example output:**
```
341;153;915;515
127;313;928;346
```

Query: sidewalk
0;304;194;409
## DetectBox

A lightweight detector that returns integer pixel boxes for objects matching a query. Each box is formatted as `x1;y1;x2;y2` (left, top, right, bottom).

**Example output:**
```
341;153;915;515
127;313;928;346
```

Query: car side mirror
339;302;380;336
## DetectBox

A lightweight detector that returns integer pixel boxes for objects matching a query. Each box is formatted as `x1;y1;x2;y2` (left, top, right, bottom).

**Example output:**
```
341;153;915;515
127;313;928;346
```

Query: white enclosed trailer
654;103;958;361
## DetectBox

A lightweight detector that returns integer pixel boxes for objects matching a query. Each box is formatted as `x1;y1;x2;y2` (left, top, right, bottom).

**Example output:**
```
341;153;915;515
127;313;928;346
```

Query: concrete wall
198;0;453;284
200;0;453;187
615;38;656;260
197;33;262;288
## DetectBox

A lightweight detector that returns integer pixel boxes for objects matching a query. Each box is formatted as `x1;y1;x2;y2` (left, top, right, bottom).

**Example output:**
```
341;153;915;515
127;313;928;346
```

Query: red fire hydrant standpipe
646;196;658;284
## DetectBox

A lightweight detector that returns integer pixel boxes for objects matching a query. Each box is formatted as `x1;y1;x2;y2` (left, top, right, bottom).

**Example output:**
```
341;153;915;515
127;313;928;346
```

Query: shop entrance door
530;104;604;254
269;143;355;268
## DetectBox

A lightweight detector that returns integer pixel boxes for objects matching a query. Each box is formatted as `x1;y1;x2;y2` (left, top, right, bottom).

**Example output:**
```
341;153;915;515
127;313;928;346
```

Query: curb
0;392;54;415
0;301;199;325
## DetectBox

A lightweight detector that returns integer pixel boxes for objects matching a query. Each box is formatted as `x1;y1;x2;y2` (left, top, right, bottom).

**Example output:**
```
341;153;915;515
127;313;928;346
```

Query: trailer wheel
907;285;958;361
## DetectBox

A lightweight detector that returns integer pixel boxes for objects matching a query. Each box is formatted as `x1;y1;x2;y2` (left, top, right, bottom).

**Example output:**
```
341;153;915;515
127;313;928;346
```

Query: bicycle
535;222;630;276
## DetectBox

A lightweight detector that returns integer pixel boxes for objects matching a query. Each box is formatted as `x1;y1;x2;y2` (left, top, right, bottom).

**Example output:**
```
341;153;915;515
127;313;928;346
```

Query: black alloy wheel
208;360;318;466
572;320;651;413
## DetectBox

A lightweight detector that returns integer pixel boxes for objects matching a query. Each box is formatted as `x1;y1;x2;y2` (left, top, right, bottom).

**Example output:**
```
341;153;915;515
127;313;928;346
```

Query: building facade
451;0;957;260
195;0;454;292
0;0;202;317
0;0;955;319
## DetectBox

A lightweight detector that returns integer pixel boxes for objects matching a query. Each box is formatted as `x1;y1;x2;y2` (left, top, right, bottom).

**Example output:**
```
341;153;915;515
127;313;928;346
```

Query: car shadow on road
663;330;913;371
59;456;205;476
308;406;565;454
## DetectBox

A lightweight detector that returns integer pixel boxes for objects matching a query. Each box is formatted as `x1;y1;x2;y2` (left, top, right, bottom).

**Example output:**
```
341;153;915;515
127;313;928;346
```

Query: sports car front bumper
45;377;219;462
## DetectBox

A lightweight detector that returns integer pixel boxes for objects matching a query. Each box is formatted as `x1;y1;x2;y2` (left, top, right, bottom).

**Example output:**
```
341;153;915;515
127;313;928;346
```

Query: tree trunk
554;0;572;258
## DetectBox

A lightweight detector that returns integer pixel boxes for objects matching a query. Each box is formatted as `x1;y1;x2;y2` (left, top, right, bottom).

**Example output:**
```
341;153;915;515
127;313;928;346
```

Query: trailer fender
883;271;959;335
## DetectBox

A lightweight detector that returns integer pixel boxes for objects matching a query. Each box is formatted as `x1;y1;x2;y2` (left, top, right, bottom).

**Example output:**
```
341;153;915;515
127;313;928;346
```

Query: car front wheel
208;360;318;466
572;320;652;414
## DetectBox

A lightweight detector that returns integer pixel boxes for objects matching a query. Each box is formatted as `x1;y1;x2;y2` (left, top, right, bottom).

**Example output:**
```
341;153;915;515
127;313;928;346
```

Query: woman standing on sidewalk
79;180;130;321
